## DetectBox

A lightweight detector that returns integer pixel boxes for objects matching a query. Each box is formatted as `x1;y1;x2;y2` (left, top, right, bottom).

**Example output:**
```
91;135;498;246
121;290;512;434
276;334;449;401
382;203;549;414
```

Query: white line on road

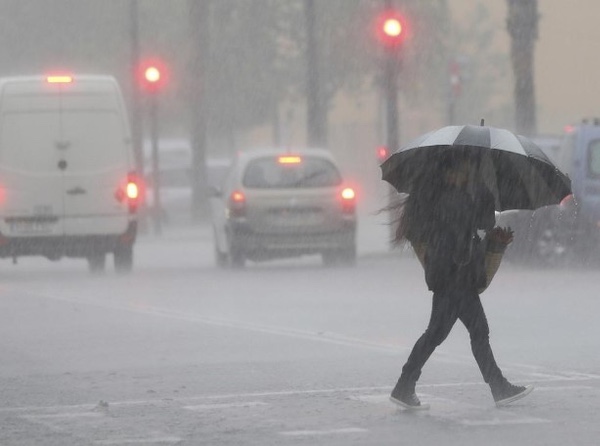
14;287;599;386
280;427;368;436
184;401;267;411
94;437;182;445
24;412;102;419
0;381;597;414
461;418;552;426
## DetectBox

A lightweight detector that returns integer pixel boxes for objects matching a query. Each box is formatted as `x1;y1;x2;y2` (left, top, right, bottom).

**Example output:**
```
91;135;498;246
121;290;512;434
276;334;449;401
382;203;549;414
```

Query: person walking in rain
390;152;533;409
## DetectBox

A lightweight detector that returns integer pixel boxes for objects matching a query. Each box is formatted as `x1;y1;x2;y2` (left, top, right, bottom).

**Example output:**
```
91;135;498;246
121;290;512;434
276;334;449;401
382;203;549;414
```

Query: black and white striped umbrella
380;124;572;211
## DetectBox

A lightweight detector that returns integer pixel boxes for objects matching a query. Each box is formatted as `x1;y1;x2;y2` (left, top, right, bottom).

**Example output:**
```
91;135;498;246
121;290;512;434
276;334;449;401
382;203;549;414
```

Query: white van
0;74;140;273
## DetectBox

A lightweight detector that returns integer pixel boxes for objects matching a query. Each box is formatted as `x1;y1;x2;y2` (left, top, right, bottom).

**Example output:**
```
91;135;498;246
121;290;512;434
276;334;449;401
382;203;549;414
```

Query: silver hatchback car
210;148;357;267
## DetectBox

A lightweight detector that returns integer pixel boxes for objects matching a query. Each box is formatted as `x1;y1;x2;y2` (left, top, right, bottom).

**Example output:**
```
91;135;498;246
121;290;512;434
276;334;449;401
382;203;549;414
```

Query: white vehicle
0;74;140;273
210;148;357;268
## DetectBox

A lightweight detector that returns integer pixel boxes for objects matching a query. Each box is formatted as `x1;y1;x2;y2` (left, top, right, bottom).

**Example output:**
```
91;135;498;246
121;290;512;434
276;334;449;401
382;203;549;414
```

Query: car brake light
340;187;356;213
47;75;73;84
229;190;246;217
341;187;355;200
126;181;139;200
278;155;302;164
115;172;143;212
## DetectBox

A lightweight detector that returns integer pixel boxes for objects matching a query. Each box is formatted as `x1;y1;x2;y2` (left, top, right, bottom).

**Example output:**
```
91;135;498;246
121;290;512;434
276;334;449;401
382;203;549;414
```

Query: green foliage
0;0;511;141
448;3;512;127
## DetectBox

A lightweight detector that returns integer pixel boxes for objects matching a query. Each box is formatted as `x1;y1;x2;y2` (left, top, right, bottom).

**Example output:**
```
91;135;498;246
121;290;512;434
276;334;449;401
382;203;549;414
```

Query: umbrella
380;123;572;211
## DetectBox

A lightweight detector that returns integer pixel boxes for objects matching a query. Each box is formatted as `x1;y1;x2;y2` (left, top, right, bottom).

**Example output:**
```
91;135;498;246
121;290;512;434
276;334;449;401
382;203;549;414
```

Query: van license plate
8;220;54;235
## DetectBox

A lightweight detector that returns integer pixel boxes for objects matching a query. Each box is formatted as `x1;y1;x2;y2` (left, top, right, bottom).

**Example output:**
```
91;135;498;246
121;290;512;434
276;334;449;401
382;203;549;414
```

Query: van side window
558;133;576;177
588;140;600;178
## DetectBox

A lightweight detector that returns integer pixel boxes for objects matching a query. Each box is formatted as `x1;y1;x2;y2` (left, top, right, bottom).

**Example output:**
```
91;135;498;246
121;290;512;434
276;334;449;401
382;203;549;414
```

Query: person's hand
487;226;514;244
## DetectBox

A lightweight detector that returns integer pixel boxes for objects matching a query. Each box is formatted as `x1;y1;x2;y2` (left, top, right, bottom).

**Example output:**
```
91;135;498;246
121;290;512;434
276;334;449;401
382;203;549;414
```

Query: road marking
14;286;600;389
14;287;600;386
461;418;551;426
12;288;410;352
184;401;267;411
353;392;553;427
6;287;600;424
534;385;593;392
95;437;182;445
25;412;102;419
280;427;368;436
349;394;390;404
1;381;597;414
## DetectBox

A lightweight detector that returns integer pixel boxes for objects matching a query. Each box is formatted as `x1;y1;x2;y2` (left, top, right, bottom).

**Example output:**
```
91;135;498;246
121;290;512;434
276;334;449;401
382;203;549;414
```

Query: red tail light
340;187;356;214
115;172;144;212
229;190;246;217
126;181;139;200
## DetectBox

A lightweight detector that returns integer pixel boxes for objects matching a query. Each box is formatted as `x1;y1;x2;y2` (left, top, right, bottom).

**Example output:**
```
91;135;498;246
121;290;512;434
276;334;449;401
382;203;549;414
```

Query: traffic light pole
383;48;400;245
383;52;399;154
149;94;162;236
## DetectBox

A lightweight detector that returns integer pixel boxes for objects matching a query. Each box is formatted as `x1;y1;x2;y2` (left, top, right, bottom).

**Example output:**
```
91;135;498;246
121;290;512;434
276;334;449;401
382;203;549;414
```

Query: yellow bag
410;239;508;294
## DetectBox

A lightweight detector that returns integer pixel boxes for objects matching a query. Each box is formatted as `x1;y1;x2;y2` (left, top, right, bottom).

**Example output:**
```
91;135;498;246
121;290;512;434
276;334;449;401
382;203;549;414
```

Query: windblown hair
389;150;473;246
391;174;444;246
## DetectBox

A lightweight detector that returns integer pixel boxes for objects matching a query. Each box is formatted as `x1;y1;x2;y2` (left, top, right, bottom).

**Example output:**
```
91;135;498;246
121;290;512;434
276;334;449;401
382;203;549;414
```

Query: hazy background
0;0;596;217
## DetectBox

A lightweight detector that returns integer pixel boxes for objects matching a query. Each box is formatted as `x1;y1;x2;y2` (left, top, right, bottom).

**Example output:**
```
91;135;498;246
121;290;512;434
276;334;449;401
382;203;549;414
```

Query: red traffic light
375;11;407;48
144;66;161;84
138;59;167;92
383;18;402;38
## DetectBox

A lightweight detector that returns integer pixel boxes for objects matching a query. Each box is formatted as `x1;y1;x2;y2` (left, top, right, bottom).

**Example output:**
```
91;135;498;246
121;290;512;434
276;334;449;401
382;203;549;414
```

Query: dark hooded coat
423;184;496;292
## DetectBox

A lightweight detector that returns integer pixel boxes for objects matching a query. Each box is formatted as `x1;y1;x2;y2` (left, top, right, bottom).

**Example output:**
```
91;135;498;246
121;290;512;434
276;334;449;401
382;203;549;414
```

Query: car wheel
340;245;357;266
322;246;356;267
213;228;228;268
229;249;245;269
87;253;106;274
114;246;133;274
226;231;245;269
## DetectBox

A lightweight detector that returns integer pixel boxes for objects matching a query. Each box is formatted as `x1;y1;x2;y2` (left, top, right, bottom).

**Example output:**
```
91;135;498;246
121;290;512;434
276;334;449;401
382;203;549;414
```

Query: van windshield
242;156;342;189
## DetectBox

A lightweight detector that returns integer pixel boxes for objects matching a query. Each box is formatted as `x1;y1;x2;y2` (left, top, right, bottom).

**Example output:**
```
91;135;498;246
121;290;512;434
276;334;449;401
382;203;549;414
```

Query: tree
443;3;513;128
304;0;326;147
506;0;538;136
188;0;210;221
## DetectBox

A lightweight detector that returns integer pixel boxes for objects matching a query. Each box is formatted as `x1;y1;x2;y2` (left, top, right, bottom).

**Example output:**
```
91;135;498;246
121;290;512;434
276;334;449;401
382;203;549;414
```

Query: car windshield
242;156;342;189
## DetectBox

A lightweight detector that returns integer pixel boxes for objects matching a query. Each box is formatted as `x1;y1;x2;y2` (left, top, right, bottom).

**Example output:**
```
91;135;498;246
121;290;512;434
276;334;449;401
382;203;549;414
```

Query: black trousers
399;289;504;387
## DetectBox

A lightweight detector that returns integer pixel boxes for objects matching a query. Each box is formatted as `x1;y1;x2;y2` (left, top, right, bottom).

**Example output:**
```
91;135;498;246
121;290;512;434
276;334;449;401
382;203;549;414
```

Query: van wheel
226;232;245;268
215;244;228;268
87;253;106;274
114;246;133;274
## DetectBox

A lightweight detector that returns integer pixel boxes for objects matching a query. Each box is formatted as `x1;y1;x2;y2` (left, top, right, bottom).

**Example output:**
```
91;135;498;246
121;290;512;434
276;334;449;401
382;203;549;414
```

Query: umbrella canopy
380;124;572;211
